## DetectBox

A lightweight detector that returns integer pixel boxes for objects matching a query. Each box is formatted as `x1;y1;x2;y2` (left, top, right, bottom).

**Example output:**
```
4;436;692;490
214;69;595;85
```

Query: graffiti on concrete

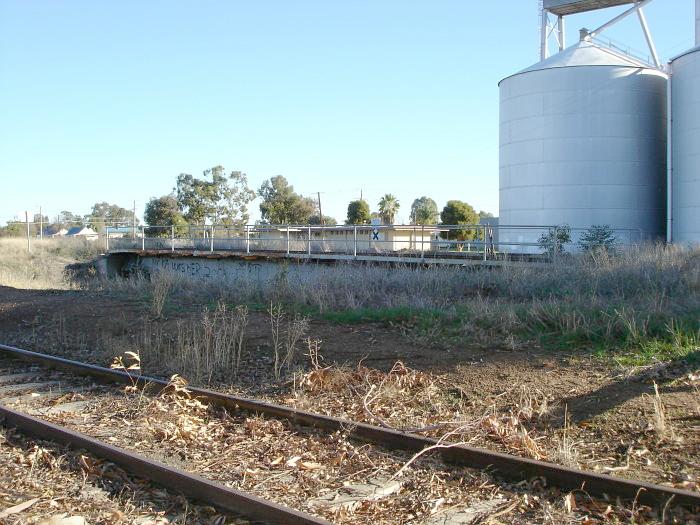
148;257;266;283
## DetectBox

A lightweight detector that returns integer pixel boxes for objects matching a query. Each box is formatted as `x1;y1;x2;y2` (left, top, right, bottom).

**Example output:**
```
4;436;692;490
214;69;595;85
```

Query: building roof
66;226;97;236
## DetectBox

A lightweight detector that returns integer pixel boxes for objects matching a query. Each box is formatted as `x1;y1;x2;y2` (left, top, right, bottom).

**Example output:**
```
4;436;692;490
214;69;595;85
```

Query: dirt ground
0;285;699;523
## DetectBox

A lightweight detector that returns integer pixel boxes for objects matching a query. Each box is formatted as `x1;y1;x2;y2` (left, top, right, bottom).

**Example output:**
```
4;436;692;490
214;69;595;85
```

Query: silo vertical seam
666;68;673;243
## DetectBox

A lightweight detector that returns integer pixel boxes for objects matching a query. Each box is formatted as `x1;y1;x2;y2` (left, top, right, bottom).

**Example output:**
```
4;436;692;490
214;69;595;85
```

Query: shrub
579;225;617;253
538;225;571;256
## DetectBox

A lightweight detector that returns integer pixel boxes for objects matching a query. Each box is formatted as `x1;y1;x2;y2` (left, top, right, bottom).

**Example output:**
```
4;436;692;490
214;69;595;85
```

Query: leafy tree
409;197;439;225
538;225;571;256
57;211;83;227
89;202;138;226
440;200;480;241
0;221;26;237
258;175;315;224
579;225;617;253
176;166;256;227
479;210;495;220
144;195;188;236
378;194;400;224
346;200;371;225
309;214;338;225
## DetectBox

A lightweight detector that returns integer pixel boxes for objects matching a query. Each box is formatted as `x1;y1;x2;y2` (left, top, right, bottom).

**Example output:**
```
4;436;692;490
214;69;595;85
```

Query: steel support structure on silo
540;0;659;67
539;4;565;60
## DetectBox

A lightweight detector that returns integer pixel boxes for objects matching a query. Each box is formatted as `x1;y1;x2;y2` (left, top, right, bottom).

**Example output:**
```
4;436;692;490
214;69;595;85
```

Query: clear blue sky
0;0;694;224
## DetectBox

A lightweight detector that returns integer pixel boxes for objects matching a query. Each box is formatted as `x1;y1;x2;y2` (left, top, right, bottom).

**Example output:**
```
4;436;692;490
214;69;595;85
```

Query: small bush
538;225;571;256
579;225;617;253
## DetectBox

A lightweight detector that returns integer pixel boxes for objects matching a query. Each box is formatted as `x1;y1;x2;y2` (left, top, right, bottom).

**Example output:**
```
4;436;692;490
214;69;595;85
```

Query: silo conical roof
500;41;653;85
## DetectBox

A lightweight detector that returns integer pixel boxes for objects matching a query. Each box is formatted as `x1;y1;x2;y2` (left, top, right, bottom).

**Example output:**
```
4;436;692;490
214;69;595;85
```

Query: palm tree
378;194;400;225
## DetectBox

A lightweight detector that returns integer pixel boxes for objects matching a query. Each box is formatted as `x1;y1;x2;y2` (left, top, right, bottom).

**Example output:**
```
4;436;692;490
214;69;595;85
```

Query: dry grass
268;303;310;380
552;409;581;469
288;350;563;461
143;301;250;383
149;271;172;318
646;382;676;442
3;238;697;360
691;372;700;418
99;243;700;363
0;238;103;289
37;374;685;525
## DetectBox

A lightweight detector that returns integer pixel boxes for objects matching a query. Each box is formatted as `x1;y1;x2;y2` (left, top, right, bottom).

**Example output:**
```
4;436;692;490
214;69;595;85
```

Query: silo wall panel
671;47;700;244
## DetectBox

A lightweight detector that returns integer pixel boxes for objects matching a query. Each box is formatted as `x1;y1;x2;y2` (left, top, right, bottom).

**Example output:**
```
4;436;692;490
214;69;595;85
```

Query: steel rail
1;343;699;508
0;405;332;525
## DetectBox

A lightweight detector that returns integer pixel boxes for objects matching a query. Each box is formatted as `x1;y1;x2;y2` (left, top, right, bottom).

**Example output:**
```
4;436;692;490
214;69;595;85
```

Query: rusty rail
0;405;331;525
1;343;699;509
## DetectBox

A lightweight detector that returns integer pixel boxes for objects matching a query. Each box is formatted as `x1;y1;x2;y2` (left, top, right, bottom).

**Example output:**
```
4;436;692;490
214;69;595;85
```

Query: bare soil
0;286;699;524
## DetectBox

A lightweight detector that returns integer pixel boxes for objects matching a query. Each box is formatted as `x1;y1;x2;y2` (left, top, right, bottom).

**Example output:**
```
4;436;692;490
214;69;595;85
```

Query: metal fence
103;223;647;262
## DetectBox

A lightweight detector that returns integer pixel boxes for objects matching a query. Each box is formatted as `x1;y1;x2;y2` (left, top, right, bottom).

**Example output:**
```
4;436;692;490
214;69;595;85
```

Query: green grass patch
611;340;700;367
320;306;445;325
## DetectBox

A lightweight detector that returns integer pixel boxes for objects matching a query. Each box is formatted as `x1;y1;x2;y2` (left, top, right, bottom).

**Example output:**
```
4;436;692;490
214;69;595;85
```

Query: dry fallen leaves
38;516;86;525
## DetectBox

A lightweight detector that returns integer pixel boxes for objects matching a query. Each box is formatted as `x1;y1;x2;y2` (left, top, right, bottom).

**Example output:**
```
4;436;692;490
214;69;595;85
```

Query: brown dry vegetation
0;238;103;290
0;238;699;523
0;427;252;524
21;369;696;525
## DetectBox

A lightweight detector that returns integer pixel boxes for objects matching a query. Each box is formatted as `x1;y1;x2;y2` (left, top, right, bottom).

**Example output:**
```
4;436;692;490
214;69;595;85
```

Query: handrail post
171;225;175;252
245;225;250;254
307;226;312;255
141;226;145;251
210;224;215;252
483;225;487;261
286;227;290;255
421;225;425;259
105;229;109;252
353;226;357;258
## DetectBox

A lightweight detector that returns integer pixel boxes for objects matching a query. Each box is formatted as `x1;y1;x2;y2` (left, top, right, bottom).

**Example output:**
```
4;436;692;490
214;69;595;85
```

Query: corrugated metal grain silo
668;6;700;244
499;38;668;252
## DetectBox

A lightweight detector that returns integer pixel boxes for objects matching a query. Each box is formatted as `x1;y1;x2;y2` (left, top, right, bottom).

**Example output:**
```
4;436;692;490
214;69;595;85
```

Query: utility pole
132;200;136;240
25;211;31;252
39;206;43;240
317;192;324;225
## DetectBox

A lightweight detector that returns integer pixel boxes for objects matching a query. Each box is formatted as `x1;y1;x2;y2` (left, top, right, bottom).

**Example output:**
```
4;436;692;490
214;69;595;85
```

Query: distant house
66;226;99;241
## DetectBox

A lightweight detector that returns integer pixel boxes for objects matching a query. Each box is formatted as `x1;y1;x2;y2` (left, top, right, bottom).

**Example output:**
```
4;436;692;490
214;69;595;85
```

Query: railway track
0;361;327;524
0;343;698;524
